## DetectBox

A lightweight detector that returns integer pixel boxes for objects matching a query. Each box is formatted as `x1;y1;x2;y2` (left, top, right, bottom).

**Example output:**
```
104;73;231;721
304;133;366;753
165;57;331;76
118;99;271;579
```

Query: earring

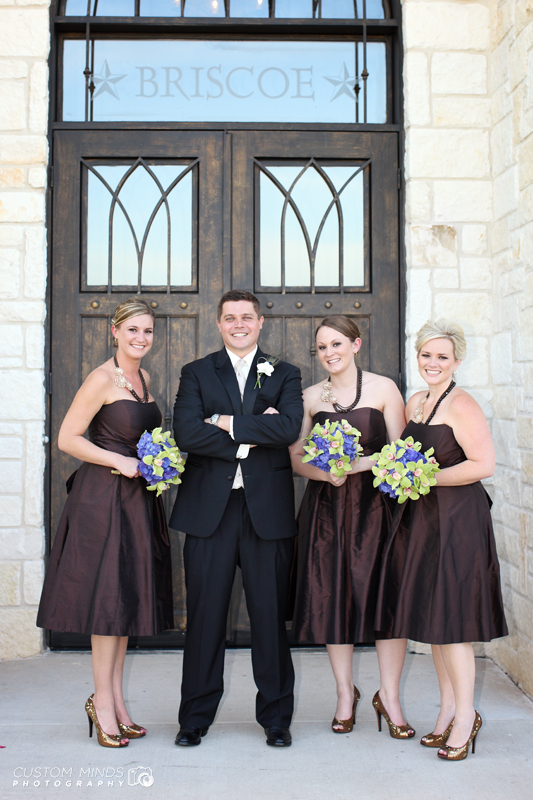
113;337;118;348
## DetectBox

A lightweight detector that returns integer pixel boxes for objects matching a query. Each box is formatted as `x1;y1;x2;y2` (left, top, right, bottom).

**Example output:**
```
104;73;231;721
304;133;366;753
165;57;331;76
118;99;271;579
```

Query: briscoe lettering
136;65;316;100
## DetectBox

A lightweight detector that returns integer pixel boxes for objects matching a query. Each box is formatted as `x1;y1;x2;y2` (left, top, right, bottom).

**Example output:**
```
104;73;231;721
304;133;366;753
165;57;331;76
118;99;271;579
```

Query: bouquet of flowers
302;418;363;478
137;427;185;497
370;436;440;503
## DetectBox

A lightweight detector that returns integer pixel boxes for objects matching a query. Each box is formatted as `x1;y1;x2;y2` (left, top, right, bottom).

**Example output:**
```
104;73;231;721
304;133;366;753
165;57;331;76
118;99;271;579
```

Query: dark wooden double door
49;128;400;648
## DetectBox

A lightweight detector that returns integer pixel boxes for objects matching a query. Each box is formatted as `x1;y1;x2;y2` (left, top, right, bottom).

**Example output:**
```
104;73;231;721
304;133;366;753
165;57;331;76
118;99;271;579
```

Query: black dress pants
178;489;295;729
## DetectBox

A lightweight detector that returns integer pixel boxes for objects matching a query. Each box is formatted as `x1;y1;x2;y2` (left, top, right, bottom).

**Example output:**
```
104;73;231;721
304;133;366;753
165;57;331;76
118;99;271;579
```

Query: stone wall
0;0;50;658
403;0;533;698
484;0;533;697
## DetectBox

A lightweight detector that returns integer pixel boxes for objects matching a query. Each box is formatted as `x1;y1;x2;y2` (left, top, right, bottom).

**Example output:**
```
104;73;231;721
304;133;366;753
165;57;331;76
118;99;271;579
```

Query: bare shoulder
364;372;400;393
448;389;484;418
84;363;114;391
303;382;323;404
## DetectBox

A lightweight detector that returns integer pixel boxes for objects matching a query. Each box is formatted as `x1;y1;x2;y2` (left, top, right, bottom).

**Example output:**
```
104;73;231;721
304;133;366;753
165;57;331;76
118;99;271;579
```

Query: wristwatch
210;413;221;426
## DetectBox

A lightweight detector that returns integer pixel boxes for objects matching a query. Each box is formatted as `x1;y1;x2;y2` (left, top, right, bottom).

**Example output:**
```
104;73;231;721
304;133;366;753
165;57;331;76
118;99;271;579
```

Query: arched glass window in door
82;158;198;291
257;158;369;292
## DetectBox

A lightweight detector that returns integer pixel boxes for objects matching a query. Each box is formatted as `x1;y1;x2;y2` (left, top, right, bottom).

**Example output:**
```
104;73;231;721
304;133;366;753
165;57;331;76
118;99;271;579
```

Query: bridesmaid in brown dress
290;316;414;738
37;299;173;748
375;319;508;761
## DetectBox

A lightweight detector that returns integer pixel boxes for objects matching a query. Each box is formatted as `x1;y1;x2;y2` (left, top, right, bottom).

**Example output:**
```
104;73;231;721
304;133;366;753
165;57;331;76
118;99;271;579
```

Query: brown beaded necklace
321;366;363;413
113;355;149;403
414;379;456;425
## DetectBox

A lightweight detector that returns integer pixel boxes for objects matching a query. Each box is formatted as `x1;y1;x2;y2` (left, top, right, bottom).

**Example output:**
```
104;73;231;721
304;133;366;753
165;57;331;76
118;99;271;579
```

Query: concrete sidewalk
1;649;532;799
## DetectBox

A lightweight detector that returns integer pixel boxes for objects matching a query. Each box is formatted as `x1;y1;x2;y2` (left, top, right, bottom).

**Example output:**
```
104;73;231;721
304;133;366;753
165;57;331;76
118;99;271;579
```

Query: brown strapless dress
37;400;174;636
374;421;508;644
292;408;391;644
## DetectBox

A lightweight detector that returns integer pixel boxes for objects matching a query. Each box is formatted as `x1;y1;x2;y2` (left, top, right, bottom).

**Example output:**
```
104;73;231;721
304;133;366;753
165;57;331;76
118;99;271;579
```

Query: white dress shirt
225;346;257;488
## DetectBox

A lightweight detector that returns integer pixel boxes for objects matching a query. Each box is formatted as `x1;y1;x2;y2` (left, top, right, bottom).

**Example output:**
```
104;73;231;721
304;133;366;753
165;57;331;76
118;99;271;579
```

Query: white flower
257;362;275;377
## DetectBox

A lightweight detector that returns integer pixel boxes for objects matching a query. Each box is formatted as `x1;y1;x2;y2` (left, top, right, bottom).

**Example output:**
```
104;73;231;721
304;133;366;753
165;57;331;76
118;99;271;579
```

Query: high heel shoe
372;691;415;739
437;711;482;761
420;718;454;747
332;685;361;733
118;721;147;739
85;695;129;748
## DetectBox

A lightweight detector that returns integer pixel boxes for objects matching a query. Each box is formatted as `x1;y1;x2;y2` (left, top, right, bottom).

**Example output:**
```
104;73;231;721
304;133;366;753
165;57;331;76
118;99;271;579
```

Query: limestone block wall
403;0;533;698
0;0;50;658
402;0;494;655
484;0;533;698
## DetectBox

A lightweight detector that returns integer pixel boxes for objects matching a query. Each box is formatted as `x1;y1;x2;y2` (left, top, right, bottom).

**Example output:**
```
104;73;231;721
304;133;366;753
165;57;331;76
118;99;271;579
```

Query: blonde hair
111;299;155;347
415;319;466;361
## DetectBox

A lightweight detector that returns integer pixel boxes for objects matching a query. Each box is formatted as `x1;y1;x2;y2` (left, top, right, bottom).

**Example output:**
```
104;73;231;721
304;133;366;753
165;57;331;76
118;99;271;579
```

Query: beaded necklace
413;379;456;425
321;366;363;413
113;355;149;403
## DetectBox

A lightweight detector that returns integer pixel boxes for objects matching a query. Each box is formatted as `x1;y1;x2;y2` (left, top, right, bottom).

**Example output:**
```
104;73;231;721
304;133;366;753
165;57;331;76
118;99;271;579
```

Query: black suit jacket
169;347;303;540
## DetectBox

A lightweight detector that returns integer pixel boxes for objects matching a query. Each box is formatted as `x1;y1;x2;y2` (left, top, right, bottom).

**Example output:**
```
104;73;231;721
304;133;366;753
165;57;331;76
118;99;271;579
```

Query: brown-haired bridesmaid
290;315;414;739
37;299;173;748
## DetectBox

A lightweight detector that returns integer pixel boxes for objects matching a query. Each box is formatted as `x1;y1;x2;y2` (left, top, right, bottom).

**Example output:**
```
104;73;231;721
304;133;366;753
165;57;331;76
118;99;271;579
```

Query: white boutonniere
254;355;281;389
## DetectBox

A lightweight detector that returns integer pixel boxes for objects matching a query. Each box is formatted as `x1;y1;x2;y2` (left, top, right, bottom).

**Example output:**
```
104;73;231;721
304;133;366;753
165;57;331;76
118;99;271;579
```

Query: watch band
210;413;221;426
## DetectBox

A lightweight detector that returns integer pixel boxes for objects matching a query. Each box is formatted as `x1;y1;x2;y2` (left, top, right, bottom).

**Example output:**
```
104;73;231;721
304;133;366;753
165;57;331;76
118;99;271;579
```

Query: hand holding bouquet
137;427;185;497
370;436;440;503
302;418;363;478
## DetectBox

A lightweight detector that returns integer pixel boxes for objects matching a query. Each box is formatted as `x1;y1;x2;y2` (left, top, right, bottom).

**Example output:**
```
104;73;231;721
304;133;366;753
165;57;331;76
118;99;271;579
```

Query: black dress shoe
265;726;292;747
175;726;209;746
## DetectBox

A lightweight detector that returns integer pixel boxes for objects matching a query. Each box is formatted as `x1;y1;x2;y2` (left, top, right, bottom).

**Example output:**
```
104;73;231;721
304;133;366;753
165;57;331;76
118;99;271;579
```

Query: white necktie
235;358;247;398
232;358;247;490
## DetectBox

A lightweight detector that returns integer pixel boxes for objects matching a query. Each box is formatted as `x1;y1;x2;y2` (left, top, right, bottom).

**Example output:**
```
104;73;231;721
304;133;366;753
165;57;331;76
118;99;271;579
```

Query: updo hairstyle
316;315;361;342
112;299;155;347
415;319;467;361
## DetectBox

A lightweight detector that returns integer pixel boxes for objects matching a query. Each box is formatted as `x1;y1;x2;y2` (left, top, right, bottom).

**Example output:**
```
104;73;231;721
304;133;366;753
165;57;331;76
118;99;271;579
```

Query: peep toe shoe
118;721;147;739
372;691;415;739
420;718;454;748
332;685;361;734
437;711;482;761
85;695;129;748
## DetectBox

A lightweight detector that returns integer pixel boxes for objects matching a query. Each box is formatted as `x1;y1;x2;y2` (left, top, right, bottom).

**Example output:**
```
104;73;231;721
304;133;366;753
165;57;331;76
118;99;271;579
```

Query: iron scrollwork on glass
256;158;370;293
82;158;197;291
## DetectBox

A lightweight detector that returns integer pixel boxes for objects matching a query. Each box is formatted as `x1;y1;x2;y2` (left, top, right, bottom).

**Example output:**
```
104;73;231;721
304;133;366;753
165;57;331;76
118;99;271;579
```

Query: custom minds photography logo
128;767;154;787
12;765;154;789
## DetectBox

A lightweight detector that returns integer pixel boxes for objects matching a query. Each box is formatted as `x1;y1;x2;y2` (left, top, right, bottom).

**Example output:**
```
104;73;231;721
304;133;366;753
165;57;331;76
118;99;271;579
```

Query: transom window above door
63;38;388;123
63;0;389;19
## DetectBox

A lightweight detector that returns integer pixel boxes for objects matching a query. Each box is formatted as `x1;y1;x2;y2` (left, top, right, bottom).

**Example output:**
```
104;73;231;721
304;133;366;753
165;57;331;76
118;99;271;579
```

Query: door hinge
46;372;52;395
397;169;401;190
48;165;54;189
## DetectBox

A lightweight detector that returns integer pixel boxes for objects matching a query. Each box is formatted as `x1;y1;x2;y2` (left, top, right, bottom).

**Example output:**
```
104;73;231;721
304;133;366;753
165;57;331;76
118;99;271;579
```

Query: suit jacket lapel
242;348;265;416
214;349;242;416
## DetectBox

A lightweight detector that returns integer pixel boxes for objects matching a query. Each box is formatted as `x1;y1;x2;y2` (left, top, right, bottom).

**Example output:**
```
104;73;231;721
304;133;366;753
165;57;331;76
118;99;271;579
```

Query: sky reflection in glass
86;163;193;287
259;163;364;289
63;39;387;123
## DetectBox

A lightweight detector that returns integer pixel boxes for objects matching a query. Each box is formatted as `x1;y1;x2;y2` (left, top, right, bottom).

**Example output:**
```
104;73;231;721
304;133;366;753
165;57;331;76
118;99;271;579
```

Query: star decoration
324;63;358;102
92;61;127;100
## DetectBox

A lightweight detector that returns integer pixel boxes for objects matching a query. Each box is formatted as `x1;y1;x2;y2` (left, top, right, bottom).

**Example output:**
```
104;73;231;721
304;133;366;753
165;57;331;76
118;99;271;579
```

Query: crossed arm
173;363;303;461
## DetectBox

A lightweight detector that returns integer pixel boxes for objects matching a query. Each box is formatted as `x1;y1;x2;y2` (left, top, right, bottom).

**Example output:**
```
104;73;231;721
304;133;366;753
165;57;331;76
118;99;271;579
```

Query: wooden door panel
49;131;224;648
48;127;399;649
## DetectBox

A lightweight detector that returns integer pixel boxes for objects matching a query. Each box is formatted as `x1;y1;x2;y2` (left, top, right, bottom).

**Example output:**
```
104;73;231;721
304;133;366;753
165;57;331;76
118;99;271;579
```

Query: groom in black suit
170;290;303;747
